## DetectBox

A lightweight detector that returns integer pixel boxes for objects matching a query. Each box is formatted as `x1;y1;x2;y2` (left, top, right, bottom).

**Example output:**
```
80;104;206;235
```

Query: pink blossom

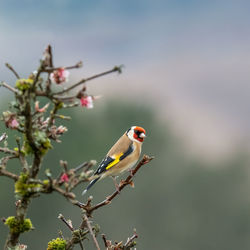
80;96;94;109
50;68;70;84
35;101;49;113
10;119;19;129
3;112;19;129
60;173;69;183
4;113;19;129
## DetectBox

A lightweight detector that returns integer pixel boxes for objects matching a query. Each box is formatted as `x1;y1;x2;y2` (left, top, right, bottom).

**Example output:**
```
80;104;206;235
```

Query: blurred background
1;0;250;249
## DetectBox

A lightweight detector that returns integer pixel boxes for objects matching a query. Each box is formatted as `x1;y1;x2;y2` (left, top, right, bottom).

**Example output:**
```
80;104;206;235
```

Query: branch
0;81;18;94
0;155;17;169
58;213;97;250
83;214;100;250
43;61;83;73
58;213;74;231
22;96;43;178
0;133;7;142
101;231;138;250
46;101;60;132
74;161;95;172
5;63;20;79
15;137;29;172
102;234;109;248
27;178;76;201
68;160;96;191
0;147;18;156
53;65;122;96
54;114;71;120
76;155;154;216
124;231;138;248
52;185;76;200
43;44;53;68
0;168;18;181
4;198;30;248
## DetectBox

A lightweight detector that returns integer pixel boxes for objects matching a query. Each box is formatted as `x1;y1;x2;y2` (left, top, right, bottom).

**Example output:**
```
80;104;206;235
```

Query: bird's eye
134;130;140;136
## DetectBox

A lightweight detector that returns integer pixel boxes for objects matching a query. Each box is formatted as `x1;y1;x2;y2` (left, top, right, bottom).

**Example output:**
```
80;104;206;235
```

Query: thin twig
54;114;72;120
44;45;53;93
0;155;17;169
102;234;109;248
62;102;79;109
79;241;84;250
58;214;74;231
60;160;68;172
46;102;59;133
0;168;18;181
0;81;18;93
0;133;7;142
52;185;76;200
53;65;122;96
43;61;83;73
47;45;53;67
15;137;28;172
83;214;100;250
74;160;96;173
64;161;101;192
32;60;45;90
54;95;76;101
0;147;18;156
5;63;20;79
124;231;138;247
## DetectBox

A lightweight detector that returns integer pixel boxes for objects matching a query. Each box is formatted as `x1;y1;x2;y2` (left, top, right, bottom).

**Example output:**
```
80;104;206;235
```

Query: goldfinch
82;126;146;195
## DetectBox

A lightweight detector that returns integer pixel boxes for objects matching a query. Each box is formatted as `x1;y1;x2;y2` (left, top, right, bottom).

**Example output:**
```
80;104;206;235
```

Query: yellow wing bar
106;153;123;170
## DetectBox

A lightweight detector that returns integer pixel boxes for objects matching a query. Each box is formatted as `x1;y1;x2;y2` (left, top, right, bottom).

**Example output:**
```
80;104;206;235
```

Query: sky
1;0;250;159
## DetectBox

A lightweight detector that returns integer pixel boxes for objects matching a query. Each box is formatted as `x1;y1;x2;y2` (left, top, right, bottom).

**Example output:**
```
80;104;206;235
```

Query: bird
82;126;146;195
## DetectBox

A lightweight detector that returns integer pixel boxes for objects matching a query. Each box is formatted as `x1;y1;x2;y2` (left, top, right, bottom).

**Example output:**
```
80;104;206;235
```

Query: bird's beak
140;133;146;138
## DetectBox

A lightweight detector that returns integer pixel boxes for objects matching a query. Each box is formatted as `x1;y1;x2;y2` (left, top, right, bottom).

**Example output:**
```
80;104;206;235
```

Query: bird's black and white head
126;126;146;143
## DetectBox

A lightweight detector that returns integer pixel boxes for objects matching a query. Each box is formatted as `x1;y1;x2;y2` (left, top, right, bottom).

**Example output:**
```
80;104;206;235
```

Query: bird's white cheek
127;131;134;141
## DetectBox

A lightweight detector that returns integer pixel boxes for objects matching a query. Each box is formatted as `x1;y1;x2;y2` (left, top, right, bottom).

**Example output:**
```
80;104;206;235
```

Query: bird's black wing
94;144;134;176
94;156;114;175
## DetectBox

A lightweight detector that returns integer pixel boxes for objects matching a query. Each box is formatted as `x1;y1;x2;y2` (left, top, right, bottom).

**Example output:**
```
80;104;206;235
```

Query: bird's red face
133;126;146;142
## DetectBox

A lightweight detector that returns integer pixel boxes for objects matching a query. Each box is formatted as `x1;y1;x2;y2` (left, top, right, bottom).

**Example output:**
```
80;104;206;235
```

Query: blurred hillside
1;99;250;250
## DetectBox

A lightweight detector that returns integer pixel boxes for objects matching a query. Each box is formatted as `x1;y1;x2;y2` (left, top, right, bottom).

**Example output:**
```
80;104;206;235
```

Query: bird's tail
82;177;100;196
